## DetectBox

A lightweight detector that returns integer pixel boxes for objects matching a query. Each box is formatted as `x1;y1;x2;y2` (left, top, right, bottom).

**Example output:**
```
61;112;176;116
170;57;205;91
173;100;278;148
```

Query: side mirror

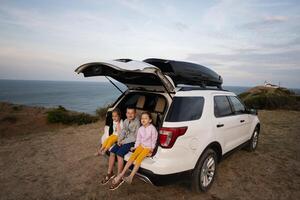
246;108;258;115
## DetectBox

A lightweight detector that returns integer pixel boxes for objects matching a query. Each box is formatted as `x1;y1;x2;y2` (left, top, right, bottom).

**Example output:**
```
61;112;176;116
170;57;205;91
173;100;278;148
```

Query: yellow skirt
128;145;151;165
102;134;118;149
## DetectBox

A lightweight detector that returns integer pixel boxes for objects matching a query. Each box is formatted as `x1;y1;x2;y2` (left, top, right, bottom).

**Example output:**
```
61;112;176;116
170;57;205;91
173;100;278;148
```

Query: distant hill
238;86;300;110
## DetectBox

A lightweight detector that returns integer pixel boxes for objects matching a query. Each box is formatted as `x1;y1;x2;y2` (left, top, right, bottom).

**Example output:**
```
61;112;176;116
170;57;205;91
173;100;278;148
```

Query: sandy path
0;110;300;200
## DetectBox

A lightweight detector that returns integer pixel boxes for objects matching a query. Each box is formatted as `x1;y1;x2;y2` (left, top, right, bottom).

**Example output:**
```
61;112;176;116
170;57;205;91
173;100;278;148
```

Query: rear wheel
191;149;217;192
246;126;259;152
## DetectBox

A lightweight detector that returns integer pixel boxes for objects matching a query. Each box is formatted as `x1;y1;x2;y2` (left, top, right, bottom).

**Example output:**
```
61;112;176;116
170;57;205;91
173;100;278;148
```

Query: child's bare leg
117;155;124;175
120;160;134;177
101;148;108;155
100;146;106;152
125;163;140;184
94;147;102;156
107;153;116;174
114;159;134;182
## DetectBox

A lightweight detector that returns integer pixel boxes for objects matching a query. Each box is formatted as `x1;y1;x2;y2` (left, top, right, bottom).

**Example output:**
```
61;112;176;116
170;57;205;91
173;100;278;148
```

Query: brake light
159;127;188;148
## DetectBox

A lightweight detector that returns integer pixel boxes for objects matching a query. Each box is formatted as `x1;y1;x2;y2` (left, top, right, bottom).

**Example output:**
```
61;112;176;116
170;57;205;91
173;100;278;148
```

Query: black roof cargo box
143;58;223;89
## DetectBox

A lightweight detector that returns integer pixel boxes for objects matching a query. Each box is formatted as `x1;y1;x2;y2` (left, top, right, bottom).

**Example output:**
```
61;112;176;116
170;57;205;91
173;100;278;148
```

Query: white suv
76;58;260;192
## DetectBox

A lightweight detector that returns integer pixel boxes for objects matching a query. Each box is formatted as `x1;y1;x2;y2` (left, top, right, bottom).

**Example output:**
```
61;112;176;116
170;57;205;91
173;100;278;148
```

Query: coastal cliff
239;86;300;110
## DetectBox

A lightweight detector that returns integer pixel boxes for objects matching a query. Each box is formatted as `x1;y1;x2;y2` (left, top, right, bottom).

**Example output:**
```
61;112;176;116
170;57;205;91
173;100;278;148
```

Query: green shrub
47;106;98;125
295;95;300;102
238;92;250;99
57;105;67;112
96;104;112;119
239;87;298;110
12;105;23;111
1;115;17;123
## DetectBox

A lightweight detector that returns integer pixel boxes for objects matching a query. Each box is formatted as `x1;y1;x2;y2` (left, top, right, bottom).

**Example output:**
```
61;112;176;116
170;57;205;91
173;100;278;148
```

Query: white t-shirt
112;120;124;136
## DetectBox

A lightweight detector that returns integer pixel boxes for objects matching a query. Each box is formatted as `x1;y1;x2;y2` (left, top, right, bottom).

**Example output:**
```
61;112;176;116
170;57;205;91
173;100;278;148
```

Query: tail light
159;127;188;148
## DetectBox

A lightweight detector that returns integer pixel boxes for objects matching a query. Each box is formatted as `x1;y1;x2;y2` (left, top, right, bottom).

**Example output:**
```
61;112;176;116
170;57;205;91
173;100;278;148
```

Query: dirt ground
0;103;300;200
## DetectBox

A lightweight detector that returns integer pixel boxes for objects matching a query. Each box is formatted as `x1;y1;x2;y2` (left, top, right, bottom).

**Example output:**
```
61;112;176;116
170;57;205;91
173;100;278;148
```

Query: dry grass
0;103;300;200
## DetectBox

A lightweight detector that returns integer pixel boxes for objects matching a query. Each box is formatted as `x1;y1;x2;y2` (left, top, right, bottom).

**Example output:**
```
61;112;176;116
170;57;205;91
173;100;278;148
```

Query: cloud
173;22;189;32
0;0;299;87
241;15;289;30
187;49;300;69
186;48;300;87
261;35;300;49
264;15;288;22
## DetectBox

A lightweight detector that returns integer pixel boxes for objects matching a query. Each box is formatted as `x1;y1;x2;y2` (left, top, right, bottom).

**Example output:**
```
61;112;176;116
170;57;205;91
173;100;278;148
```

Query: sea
0;79;299;114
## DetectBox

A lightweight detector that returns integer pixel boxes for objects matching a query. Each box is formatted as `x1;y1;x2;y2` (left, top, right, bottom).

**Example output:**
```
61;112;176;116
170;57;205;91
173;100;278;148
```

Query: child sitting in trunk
96;108;123;156
109;111;158;189
100;107;140;186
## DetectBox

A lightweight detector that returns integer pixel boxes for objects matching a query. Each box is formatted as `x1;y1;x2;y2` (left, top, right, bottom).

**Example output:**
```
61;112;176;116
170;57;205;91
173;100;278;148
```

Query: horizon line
1;78;299;89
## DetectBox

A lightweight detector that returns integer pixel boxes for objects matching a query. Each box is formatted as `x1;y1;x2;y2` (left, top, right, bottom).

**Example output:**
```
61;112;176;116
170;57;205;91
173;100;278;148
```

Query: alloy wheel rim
200;156;215;187
252;131;258;149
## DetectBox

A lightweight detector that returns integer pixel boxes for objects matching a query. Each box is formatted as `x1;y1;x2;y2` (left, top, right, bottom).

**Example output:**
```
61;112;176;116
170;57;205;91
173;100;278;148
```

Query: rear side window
165;97;204;122
228;96;246;114
123;94;140;107
214;96;234;117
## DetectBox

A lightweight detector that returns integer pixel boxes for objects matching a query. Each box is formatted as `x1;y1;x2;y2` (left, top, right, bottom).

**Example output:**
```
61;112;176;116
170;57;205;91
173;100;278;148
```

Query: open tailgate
75;60;175;93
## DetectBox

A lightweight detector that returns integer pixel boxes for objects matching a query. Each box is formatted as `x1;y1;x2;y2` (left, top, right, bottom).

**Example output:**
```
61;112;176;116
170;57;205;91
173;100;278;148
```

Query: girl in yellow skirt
98;108;123;155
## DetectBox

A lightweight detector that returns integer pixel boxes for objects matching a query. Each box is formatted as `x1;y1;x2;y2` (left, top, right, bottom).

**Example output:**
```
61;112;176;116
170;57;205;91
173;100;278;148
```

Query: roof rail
178;86;228;92
114;58;132;63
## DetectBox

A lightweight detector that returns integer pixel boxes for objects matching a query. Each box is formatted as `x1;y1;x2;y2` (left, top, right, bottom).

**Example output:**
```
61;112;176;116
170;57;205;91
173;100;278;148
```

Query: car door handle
240;120;245;123
216;124;224;128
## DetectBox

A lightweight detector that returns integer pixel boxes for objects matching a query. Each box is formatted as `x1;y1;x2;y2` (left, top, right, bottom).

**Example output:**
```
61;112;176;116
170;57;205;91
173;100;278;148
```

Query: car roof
175;88;236;97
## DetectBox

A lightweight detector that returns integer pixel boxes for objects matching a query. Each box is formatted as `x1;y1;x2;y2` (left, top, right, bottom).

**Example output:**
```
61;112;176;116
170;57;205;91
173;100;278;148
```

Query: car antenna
105;76;123;94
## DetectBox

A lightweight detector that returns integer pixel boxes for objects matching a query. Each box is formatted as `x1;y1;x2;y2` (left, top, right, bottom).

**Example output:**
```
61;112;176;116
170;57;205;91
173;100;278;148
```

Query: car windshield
165;97;204;122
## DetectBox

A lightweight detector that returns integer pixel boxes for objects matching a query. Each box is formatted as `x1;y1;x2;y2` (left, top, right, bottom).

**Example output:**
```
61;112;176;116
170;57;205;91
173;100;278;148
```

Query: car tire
245;126;259;152
191;148;217;192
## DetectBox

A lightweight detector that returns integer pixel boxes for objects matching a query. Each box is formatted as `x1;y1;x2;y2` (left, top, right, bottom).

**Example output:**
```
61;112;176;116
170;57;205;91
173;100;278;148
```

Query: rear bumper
132;166;192;186
105;152;192;186
124;145;195;175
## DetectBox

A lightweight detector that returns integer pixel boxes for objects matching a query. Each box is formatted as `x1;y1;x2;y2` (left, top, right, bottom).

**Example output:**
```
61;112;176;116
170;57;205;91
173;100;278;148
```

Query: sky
0;0;299;88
